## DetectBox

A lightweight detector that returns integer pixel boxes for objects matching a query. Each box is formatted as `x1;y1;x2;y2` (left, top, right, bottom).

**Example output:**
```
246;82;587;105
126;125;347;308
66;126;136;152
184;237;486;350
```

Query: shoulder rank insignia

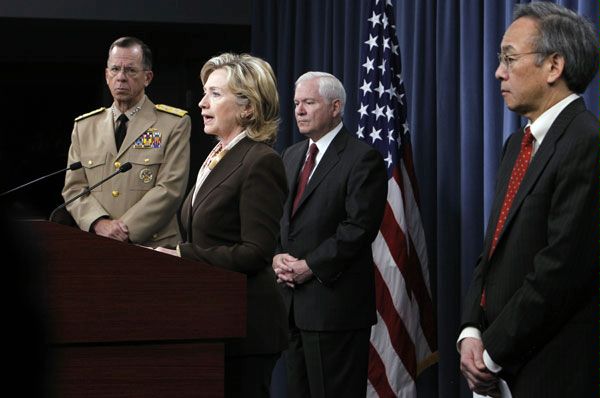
75;107;105;122
155;104;188;117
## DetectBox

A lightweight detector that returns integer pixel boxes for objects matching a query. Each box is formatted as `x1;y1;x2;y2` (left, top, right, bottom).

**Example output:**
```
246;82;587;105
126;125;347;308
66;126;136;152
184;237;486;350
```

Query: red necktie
292;143;318;216
489;127;535;258
482;128;534;308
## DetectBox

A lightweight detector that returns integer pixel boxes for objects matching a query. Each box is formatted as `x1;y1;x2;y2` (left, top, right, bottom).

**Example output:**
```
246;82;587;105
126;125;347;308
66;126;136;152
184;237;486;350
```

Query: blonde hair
200;53;280;144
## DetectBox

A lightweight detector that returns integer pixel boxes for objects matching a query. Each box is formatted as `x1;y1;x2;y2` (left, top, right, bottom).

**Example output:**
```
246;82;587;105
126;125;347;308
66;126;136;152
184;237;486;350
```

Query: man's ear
144;70;154;87
331;99;342;118
546;53;565;85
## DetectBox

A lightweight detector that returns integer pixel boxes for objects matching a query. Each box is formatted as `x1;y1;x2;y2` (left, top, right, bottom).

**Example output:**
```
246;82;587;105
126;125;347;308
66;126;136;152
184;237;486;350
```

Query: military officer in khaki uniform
62;36;191;248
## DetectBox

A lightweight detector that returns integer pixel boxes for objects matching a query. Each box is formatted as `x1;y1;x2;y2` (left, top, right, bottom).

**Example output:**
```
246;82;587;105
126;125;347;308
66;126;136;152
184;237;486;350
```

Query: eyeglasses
497;52;544;69
107;65;146;78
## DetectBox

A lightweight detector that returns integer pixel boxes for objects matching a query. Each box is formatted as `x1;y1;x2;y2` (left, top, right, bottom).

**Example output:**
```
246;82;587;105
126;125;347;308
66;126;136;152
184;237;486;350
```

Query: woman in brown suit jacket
156;53;288;397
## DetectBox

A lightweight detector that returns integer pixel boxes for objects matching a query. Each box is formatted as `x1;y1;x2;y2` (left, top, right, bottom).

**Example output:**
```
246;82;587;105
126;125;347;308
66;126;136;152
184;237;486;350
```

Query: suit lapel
99;110;117;157
493;98;586;251
180;190;193;241
282;141;308;222
285;141;308;191
292;129;347;215
482;136;520;259
191;137;251;214
116;98;156;159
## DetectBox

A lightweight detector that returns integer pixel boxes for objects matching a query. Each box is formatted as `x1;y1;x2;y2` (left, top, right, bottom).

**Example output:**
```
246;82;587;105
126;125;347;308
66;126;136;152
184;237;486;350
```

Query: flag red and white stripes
357;1;438;396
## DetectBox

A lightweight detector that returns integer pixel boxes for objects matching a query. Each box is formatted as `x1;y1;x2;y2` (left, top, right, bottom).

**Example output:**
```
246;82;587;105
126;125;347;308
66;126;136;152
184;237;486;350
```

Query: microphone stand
49;162;132;222
0;162;82;197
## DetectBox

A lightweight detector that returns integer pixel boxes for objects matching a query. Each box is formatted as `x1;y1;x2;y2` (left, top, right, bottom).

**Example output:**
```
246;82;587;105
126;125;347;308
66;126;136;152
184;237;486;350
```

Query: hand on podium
93;219;129;241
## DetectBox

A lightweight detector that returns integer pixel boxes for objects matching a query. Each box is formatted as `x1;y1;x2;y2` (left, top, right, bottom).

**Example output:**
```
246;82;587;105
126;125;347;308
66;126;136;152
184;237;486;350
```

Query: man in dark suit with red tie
272;72;387;397
459;3;599;397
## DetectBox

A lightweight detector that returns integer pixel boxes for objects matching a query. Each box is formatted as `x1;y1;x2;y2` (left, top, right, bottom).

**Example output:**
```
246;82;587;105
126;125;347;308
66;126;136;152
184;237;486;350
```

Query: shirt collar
111;95;146;123
309;122;343;156
222;130;247;151
527;93;579;146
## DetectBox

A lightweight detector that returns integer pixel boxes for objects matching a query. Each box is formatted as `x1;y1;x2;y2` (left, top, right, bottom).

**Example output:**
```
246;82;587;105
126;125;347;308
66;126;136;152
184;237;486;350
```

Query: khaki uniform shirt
62;96;191;247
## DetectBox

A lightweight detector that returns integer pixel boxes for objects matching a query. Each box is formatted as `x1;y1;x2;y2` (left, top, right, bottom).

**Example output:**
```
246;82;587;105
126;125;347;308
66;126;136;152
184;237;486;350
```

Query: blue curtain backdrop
251;1;599;397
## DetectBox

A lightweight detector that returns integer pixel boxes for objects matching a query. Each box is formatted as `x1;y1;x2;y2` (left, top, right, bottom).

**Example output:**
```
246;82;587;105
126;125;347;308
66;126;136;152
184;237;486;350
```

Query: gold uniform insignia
155;104;188;117
139;168;153;183
75;107;105;121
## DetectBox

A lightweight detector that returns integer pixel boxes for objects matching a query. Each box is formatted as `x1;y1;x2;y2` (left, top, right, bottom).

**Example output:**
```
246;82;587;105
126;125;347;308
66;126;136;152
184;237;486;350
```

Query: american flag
357;1;438;396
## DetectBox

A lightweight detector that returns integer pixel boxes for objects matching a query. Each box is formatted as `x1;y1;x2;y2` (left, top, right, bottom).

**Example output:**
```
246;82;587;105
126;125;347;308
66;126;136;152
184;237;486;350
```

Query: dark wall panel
0;0;250;25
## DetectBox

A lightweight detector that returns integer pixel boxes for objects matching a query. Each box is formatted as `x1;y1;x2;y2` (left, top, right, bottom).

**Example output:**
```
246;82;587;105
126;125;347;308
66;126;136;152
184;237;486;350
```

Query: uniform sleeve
62;122;110;231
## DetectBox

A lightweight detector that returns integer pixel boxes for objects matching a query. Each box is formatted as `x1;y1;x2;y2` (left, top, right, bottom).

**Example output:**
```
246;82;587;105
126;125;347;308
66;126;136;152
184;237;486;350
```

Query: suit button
152;233;158;239
87;160;93;165
114;161;121;169
112;190;119;197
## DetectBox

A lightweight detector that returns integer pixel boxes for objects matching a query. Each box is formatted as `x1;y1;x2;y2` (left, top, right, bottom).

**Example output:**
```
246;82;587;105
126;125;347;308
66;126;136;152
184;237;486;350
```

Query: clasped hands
93;219;129;241
459;337;501;398
272;253;313;288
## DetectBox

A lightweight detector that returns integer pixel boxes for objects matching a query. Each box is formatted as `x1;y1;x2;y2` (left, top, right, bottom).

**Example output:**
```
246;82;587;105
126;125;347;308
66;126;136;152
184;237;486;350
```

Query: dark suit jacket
278;127;388;331
179;137;288;356
461;98;599;397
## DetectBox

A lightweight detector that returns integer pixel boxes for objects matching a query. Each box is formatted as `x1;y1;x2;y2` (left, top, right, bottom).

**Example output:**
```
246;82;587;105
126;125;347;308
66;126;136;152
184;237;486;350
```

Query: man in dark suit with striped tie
459;3;599;397
272;72;387;397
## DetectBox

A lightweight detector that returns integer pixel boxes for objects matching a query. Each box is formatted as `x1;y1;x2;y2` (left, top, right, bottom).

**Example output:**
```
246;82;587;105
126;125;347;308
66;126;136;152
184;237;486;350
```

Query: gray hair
295;71;346;117
109;36;153;71
514;2;598;93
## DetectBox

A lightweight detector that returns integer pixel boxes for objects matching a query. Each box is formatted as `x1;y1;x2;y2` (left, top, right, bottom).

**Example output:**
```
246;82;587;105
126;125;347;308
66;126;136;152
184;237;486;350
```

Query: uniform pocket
127;149;164;191
81;153;108;191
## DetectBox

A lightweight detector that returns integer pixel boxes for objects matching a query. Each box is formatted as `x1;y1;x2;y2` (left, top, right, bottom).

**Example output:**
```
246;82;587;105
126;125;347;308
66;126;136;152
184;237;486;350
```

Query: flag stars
384;151;393;168
370;127;382;143
402;122;409;134
398;92;405;105
365;34;379;51
360;79;372;96
368;11;382;28
375;82;386;97
382;14;389;29
359;3;412;181
362;57;375;73
385;105;394;121
385;85;398;99
357;103;369;118
387;129;396;143
383;37;391;51
373;104;385;120
356;125;365;139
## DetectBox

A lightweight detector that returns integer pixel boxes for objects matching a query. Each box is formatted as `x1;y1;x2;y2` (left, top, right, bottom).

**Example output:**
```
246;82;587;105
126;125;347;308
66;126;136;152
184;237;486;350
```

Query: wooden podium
28;221;246;398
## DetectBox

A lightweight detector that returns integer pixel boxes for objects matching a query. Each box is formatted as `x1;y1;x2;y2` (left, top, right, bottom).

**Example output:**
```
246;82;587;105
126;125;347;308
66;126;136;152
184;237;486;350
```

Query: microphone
49;162;132;222
0;162;83;197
